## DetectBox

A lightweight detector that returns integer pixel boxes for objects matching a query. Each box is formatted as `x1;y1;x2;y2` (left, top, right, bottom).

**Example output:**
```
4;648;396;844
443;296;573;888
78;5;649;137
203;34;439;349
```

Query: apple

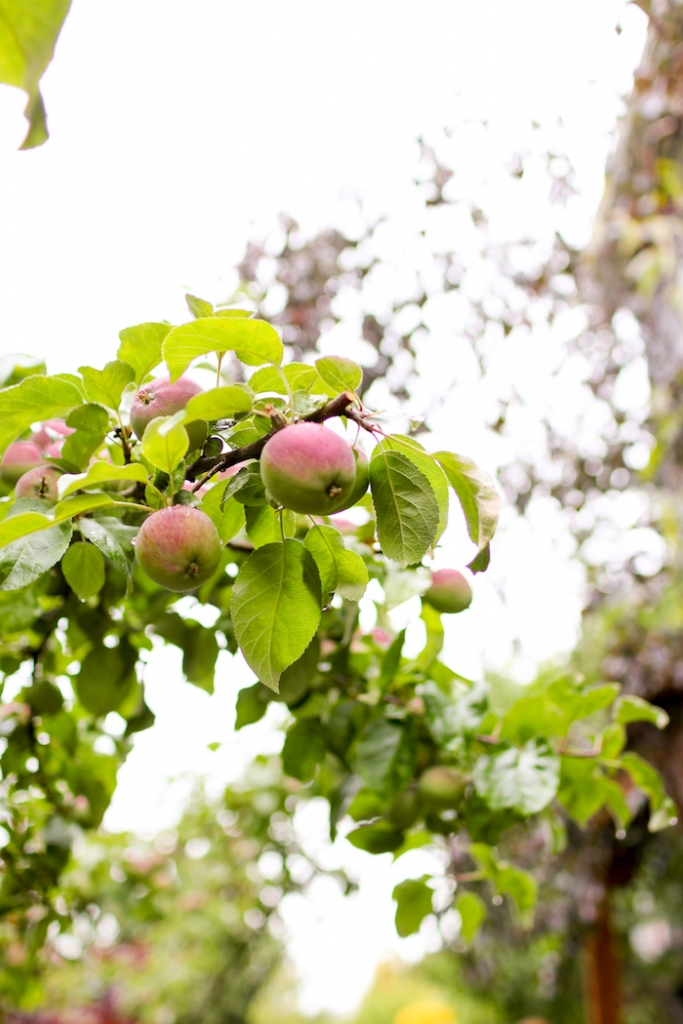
135;505;222;592
1;442;44;485
260;422;356;514
418;766;467;810
14;466;61;503
387;786;421;829
423;568;472;614
130;376;207;453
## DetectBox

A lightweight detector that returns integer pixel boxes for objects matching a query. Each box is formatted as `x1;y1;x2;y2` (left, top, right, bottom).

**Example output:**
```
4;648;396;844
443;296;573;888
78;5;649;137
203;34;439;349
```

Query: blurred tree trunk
581;3;683;1020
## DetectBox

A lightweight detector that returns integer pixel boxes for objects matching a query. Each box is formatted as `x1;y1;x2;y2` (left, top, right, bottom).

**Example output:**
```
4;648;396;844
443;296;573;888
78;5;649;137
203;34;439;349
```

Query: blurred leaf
347;821;404;854
235;682;271;729
392;875;433;937
474;740;559;815
282;719;326;781
76;644;136;716
354;718;415;798
457;891;487;943
614;694;669;730
0;0;72;149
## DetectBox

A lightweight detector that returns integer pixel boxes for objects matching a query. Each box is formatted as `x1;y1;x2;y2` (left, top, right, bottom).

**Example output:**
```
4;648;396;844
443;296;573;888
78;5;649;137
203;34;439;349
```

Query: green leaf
469;844;537;923
304;524;369;603
620;752;677;831
249;363;333;397
379;630;406;691
75;644;136;716
434;451;501;555
61;542;105;600
224;463;268;506
304;524;339;599
141;416;189;474
78;517;134;582
614;694;670;730
231;540;322;691
61;404;110;470
79;361;135;410
245;505;296;548
347;821;404;855
235;683;271;730
0;0;72;149
163;318;283;381
556;758;608;827
199;485;246;543
185;294;214;318
179;625;219;694
0;374;83;455
117;323;172;382
473;740;559;815
184;386;253;422
377;436;450;543
315;356;362;393
282;719;327;781
0;507;72;590
370;450;439;567
392;876;433;937
456;891;486;943
58;460;149;498
354;718;415;798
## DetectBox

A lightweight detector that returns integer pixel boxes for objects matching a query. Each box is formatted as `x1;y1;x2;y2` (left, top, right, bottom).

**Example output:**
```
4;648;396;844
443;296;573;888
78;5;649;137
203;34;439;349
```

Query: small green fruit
387;786;421;830
423;569;472;614
418;766;467;810
135;506;222;592
260;422;356;515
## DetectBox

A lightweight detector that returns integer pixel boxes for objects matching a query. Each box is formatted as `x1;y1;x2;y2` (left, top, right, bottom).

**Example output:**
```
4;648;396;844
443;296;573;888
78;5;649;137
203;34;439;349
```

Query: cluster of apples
0;375;474;612
0;418;73;501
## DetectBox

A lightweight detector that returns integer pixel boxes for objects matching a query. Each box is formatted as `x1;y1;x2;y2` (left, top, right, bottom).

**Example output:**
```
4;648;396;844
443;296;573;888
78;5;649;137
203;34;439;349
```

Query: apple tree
0;298;673;1009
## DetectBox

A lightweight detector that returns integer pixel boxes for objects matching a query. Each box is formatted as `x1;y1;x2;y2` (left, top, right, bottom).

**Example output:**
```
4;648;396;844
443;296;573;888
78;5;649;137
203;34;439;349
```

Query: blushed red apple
423;568;472;614
1;442;44;485
15;466;61;503
130;376;207;453
418;766;467;809
135;505;222;591
260;422;356;515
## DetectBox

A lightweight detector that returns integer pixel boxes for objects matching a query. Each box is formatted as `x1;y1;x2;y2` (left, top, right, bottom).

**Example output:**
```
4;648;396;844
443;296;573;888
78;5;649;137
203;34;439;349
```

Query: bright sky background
0;0;649;1015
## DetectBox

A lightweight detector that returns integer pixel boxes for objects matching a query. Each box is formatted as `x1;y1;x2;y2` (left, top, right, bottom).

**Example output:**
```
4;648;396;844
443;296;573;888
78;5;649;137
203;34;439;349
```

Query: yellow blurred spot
393;1000;457;1024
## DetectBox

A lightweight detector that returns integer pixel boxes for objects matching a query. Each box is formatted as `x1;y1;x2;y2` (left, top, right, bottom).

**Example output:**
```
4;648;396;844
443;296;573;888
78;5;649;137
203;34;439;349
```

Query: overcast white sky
0;0;649;1015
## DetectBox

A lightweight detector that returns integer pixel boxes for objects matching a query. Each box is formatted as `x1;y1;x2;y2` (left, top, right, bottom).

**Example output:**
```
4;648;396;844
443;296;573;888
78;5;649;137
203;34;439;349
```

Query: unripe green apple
418;766;467;810
15;466;61;503
387;786;421;830
135;506;222;592
423;569;473;614
1;442;44;485
260;422;356;514
330;447;369;512
130;376;207;453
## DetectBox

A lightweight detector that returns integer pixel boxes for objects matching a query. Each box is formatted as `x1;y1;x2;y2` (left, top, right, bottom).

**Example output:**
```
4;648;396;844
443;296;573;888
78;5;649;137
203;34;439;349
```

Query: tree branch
187;390;368;489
